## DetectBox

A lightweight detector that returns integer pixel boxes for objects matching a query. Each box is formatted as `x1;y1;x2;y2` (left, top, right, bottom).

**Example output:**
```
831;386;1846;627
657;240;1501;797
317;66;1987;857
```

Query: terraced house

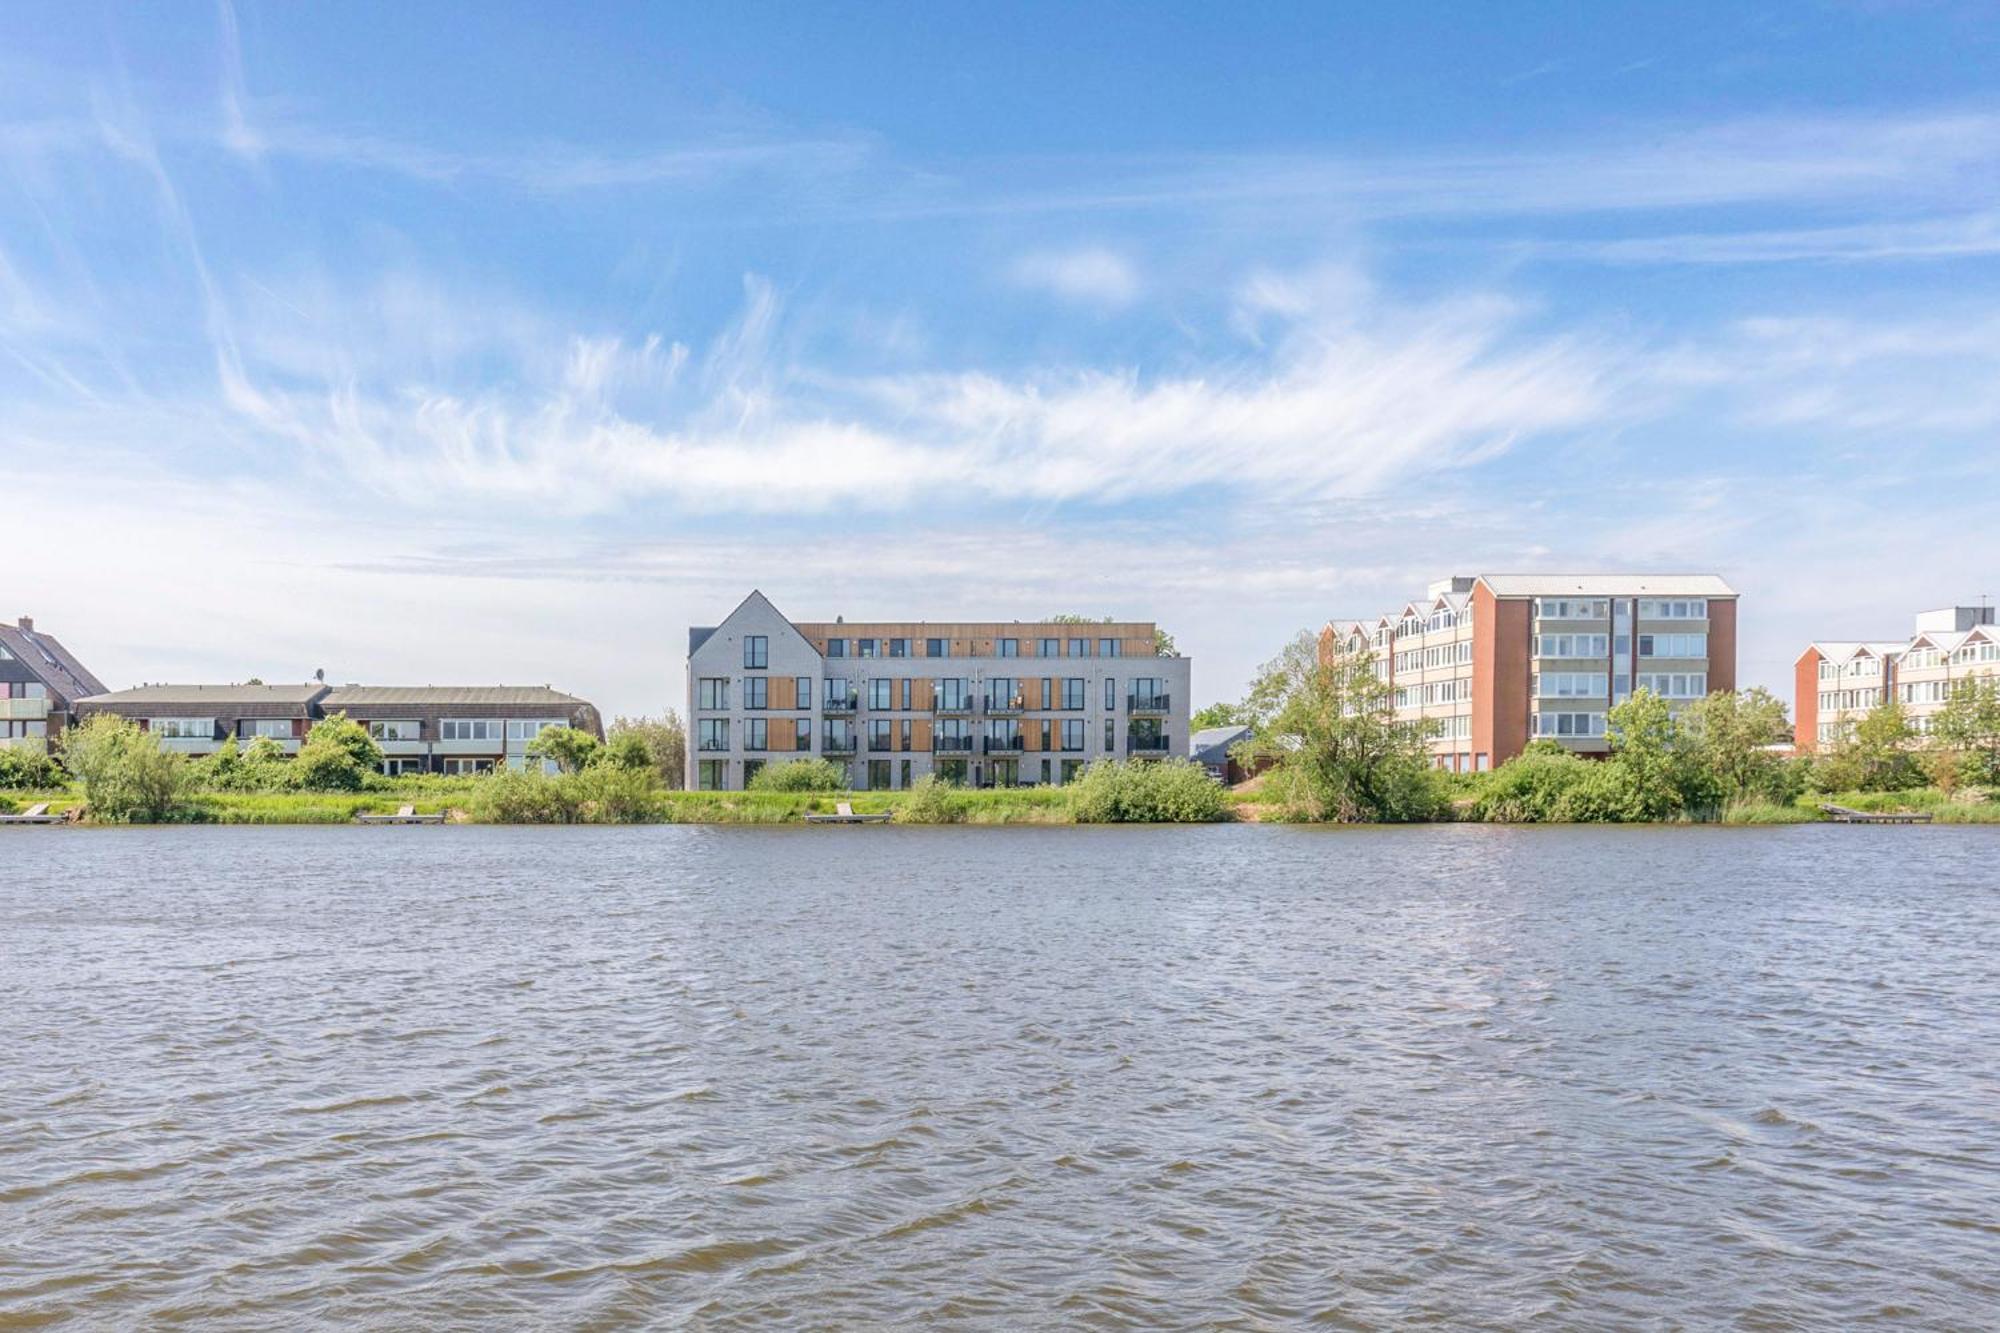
1325;574;1739;771
1795;605;2000;750
686;591;1191;790
74;683;601;774
0;616;105;755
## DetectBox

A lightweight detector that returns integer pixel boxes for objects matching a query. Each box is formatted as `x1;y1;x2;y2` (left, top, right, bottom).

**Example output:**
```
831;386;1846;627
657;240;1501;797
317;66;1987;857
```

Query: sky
4;2;2000;719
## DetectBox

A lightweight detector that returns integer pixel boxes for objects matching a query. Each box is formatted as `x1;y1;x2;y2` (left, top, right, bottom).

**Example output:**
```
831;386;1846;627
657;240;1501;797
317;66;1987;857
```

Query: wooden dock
804;801;891;825
1820;804;1932;825
356;805;447;825
0;802;63;825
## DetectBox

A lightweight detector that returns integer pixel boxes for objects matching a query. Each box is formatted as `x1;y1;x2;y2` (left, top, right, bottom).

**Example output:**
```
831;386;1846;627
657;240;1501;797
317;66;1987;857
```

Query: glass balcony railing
821;733;858;754
932;698;973;714
1125;735;1171;755
1127;693;1171;714
983;695;1025;715
822;694;859;714
983;734;1024;754
931;735;974;754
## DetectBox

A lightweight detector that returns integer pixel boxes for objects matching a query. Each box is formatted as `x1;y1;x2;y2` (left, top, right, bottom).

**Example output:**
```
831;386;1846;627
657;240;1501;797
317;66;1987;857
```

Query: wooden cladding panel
912;679;936;711
771;677;796;710
769;725;794;753
911;719;933;751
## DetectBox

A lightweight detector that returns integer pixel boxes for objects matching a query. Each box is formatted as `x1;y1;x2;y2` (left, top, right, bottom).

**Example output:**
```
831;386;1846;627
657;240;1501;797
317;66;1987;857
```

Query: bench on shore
0;802;62;825
1820;803;1932;825
356;804;447;825
804;800;891;825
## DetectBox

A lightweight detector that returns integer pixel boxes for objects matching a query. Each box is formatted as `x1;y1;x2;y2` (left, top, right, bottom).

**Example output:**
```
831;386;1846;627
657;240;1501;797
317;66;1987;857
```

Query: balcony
932;698;973;715
0;696;49;721
1127;693;1171;715
984;695;1024;715
1126;735;1171;756
983;734;1023;755
697;738;731;753
931;735;974;754
822;694;859;715
822;733;858;755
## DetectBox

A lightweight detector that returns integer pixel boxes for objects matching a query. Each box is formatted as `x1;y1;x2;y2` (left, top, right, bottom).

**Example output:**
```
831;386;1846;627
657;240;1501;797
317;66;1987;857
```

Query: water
3;824;1998;1329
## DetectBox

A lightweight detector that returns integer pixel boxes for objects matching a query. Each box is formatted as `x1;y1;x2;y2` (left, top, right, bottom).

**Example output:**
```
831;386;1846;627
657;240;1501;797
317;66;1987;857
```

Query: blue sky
4;2;2000;717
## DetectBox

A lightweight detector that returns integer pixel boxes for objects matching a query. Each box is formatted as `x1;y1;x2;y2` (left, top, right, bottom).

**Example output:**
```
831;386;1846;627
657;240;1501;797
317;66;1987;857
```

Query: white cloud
1009;247;1142;308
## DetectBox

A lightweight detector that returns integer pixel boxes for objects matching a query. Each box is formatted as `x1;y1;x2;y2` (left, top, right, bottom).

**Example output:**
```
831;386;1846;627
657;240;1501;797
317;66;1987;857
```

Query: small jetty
804;801;891;825
0;802;63;825
356;804;446;826
1820;804;1932;825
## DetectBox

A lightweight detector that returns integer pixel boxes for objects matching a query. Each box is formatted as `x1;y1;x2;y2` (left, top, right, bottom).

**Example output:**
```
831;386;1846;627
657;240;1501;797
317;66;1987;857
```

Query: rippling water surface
4;824;1999;1328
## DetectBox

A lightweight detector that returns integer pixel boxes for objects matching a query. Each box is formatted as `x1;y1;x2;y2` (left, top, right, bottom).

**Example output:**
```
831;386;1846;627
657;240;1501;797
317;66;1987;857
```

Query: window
926;638;948;658
1536;673;1608;699
1062;678;1086;710
869;678;893;710
744;676;768;710
1638;672;1708;698
246;718;298;738
742;759;765;786
150;717;215;739
1104;718;1115;749
825;677;857;708
1061;759;1084;784
794;718;811;749
1131;677;1165;709
1105;677;1117;710
697;718;730;752
889;638;909;658
825;638;847;658
1098;638;1120;657
999;638;1019;658
1638;598;1708;620
441;719;503;741
1039;638;1060;657
796;677;813;710
746;718;768;751
698;760;725;790
868;759;892;790
1062;719;1085;751
1533;634;1610;659
697;678;729;710
988;677;1019;709
364;719;419;741
744;636;768;669
507;720;559;742
1638;633;1707;659
860;639;881;657
1534;599;1609;620
1038;719;1051;751
1531;711;1606;738
869;719;893;751
900;759;912;789
443;757;495;775
937;678;970;710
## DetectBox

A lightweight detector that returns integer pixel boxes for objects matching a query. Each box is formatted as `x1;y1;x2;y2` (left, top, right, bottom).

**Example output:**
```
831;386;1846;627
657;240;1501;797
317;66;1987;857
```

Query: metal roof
1191;725;1252;762
1476;573;1738;598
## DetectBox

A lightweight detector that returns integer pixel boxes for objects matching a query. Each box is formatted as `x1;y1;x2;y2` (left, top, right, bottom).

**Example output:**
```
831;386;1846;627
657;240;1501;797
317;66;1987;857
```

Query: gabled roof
77;683;330;708
1476;573;1737;598
1191;725;1252;761
0;620;106;703
1801;640;1906;666
689;590;824;663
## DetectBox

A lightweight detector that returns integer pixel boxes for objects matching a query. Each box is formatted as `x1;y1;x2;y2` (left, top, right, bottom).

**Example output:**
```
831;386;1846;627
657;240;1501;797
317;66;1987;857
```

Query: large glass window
149;717;215;739
746;718;768;751
744;636;768;669
889;638;909;658
826;639;847;658
1039;637;1060;657
937;677;970;710
744;676;768;710
998;638;1018;658
869;678;893;709
1099;638;1121;658
926;638;948;658
364;719;420;741
1062;719;1085;751
796;676;813;709
857;638;877;657
869;719;893;751
1062;677;1086;710
441;719;503;741
697;718;730;751
1104;677;1117;710
987;677;1019;709
868;759;892;789
794;718;812;749
246;718;298;738
697;760;725;790
697;678;729;710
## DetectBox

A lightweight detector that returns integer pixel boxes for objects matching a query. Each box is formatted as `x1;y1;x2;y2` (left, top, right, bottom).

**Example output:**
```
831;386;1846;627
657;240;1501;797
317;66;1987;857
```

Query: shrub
748;758;845;792
526;725;601;774
599;730;655;772
1066;759;1227;823
1471;746;1593;822
1550;763;1648;822
57;715;191;822
567;763;661;822
469;769;580;824
0;746;61;790
894;773;965;824
293;713;382;791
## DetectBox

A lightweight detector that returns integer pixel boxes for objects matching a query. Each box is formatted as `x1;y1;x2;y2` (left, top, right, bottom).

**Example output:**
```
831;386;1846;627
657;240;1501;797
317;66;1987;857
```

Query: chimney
16;616;31;631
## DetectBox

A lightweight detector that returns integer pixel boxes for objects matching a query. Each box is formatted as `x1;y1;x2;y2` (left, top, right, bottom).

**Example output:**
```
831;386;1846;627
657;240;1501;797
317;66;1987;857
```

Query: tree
57;715;190;822
608;712;687;789
0;745;61;790
294;712;382;791
599;729;655;773
1928;677;2000;788
1191;701;1248;731
1676;687;1794;802
1234;631;1442;822
1812;700;1921;793
1604;688;1715;820
525;725;602;774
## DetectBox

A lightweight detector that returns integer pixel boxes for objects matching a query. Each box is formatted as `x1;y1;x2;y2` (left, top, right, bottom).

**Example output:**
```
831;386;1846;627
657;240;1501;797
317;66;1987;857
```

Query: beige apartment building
1795;605;2000;749
1325;574;1739;771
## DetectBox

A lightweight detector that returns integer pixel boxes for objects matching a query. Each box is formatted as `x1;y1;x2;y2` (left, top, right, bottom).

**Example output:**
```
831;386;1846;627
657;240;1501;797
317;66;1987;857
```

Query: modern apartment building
685;591;1191;790
0;616;106;754
1325;574;1739;770
1795;605;2000;750
75;683;601;774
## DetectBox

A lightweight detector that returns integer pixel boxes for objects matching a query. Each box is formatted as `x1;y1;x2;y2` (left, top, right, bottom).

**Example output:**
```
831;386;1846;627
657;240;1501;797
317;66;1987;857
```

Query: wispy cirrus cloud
1009;247;1142;309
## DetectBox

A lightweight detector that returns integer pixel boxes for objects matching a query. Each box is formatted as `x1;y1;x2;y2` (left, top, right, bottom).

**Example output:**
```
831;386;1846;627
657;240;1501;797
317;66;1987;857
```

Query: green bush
468;769;581;823
293;713;382;791
747;758;845;792
1470;745;1592;822
58;715;192;822
894;773;965;824
1066;759;1227;823
1550;762;1648;822
566;763;661;821
0;746;61;789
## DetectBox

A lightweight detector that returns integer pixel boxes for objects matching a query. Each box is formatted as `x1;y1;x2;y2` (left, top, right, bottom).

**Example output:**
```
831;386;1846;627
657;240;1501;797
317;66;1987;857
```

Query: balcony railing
984;696;1025;715
932;698;973;714
932;735;974;754
822;694;859;714
1127;693;1171;714
1126;735;1171;755
984;734;1024;754
0;697;49;721
697;738;731;752
822;734;858;754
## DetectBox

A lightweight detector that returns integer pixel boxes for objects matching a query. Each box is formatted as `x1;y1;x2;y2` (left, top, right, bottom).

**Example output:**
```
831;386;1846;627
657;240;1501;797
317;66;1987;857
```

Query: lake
3;824;1997;1327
